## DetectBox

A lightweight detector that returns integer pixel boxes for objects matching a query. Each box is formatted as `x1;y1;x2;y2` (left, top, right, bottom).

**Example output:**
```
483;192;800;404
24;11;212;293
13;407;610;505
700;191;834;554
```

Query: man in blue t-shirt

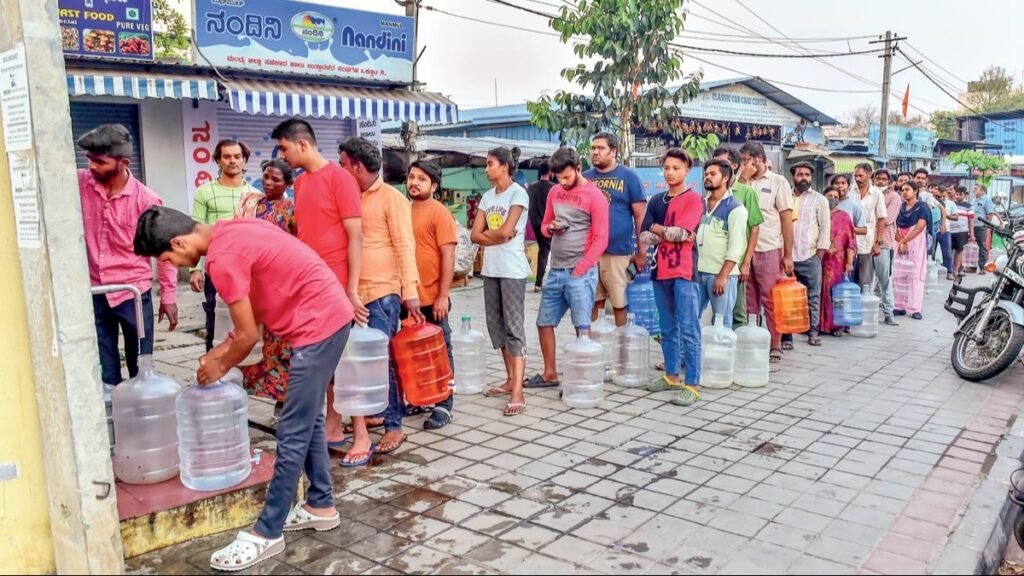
584;132;648;326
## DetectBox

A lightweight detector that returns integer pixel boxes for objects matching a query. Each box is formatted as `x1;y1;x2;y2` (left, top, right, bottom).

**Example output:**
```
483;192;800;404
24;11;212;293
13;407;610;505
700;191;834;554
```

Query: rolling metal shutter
70;102;146;183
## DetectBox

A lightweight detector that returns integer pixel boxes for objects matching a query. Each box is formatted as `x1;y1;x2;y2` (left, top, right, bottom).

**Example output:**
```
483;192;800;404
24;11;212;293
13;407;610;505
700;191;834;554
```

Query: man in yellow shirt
340;137;422;460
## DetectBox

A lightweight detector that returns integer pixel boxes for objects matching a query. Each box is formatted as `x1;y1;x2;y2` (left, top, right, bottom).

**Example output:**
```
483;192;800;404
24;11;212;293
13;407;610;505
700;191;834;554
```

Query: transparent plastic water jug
963;242;979;271
832;276;863;327
452;315;487;395
626;272;660;336
734;315;770;388
213;298;263;365
176;370;251;492
590;310;617;382
334;325;390;416
926;261;942;294
112;355;182;484
893;254;916;310
700;314;736;389
393;319;453;407
772;277;810;334
562;327;605;409
850;285;880;338
613;313;649;388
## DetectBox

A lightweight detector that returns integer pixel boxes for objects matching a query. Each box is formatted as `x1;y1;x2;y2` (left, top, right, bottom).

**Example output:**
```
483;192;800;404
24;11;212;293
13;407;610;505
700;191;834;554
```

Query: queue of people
78;119;992;570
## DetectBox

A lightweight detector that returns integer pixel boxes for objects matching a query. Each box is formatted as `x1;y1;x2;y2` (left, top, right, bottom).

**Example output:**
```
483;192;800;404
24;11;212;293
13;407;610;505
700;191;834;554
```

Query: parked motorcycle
945;209;1024;381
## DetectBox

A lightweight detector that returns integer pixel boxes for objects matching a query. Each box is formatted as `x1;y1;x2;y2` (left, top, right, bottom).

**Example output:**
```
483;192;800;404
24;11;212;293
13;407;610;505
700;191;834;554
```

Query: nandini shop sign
194;0;415;84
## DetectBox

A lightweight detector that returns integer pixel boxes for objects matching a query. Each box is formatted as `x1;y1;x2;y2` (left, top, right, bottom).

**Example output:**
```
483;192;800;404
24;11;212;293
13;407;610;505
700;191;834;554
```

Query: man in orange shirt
408;161;458;430
340;137;423;457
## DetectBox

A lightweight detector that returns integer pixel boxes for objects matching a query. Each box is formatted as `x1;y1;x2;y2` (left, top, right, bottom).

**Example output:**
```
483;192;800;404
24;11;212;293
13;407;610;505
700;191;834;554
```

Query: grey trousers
783;255;823;339
255;323;351;539
857;250;895;319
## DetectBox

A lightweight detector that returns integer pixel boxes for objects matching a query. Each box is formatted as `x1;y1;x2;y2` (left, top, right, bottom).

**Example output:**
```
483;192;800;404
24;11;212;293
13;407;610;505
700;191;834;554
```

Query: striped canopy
66;70;218;100
222;78;458;125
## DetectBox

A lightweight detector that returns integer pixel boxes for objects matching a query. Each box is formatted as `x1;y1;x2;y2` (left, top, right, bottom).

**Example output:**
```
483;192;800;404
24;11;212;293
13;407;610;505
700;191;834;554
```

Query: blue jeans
653;278;702;386
697;272;738;329
537;267;598;328
255;324;350;539
937;231;953;273
369;294;404;431
92;290;154;385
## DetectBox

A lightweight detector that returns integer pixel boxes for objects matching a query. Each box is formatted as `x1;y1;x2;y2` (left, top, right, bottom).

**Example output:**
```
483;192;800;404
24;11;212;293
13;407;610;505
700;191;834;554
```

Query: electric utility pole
871;31;907;159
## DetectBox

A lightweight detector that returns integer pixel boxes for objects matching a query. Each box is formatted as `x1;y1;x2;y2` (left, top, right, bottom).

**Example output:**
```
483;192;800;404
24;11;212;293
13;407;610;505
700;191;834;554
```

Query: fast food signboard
60;0;155;62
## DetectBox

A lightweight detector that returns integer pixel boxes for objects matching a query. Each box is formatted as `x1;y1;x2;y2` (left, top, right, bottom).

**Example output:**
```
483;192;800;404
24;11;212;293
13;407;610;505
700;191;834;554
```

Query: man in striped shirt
782;162;830;348
190;139;254;350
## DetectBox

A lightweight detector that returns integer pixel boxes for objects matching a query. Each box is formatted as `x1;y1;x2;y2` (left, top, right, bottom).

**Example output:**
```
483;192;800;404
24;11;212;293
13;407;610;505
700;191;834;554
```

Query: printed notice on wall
0;44;33;152
7;151;41;249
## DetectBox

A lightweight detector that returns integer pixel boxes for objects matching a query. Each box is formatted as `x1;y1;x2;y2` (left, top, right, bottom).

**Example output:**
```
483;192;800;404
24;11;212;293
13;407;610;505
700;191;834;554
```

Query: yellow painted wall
0;125;54;572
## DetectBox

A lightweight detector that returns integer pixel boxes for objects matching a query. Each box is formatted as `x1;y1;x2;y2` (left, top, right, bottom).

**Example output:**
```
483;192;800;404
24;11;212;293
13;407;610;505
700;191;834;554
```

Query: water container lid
462;314;471;322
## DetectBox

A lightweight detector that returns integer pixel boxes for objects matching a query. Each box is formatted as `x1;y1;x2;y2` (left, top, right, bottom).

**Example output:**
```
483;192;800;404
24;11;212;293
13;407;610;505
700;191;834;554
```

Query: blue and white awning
67;70;219;100
223;78;458;125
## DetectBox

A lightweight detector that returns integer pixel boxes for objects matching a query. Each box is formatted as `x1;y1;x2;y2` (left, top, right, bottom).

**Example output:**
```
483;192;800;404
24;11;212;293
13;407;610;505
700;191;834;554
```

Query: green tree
528;0;705;164
965;66;1024;113
153;0;190;62
946;150;1007;187
930;110;957;139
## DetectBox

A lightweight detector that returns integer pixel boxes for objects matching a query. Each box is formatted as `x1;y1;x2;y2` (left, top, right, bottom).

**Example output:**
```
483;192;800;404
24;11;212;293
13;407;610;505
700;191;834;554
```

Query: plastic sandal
340;445;376;468
503;402;526;417
671;385;702;407
647;375;681;392
424;407;452;430
523;374;560;389
375;433;408;455
210;531;285;572
283;502;342;532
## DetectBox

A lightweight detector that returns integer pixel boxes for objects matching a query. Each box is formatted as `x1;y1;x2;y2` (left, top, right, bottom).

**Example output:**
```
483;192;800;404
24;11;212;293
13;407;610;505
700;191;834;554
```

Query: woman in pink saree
820;186;857;336
893;181;930;319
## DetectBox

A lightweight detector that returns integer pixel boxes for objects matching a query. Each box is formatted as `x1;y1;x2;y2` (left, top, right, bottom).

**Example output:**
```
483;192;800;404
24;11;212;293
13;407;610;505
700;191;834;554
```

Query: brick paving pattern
127;277;1023;575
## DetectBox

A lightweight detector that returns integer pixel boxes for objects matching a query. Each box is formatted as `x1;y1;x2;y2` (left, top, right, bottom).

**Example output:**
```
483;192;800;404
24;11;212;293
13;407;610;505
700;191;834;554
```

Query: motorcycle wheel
951;307;1024;382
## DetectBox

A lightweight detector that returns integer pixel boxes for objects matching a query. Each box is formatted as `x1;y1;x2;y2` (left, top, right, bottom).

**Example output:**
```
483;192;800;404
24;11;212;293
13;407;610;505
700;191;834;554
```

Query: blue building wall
984;118;1024;155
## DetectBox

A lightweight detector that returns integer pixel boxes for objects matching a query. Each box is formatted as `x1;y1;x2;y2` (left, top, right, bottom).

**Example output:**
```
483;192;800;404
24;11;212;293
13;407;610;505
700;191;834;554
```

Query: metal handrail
91;284;145;348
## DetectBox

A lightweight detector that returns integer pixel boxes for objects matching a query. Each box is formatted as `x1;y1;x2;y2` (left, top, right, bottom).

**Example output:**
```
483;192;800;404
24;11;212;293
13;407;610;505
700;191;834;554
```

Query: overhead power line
669;43;884;58
902;42;969;87
679;52;878;95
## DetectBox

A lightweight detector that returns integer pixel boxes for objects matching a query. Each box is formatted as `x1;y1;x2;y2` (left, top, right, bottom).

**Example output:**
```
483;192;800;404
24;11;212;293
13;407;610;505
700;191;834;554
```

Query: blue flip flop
340;444;376;468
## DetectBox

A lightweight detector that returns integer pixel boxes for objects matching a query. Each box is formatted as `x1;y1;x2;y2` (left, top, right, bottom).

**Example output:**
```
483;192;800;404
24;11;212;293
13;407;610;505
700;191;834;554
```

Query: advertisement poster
678;84;803;126
194;0;415;84
59;0;154;61
868;124;936;159
0;44;32;152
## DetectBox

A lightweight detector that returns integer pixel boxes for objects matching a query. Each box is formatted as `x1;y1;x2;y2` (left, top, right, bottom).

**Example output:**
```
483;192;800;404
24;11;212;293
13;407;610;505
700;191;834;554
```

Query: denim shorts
537;267;598;328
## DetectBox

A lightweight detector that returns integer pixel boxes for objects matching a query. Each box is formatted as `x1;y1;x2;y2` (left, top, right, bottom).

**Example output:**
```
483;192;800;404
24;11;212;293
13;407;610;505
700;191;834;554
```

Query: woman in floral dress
820;186;857;336
236;159;298;411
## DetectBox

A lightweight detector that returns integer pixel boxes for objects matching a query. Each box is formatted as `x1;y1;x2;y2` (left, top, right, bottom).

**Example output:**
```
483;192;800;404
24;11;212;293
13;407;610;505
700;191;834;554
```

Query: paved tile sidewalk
128;276;1024;575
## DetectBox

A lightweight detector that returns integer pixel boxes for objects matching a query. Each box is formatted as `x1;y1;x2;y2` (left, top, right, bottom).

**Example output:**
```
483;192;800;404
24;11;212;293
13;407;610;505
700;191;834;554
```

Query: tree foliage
946;150;1007;187
153;0;190;62
964;66;1024;114
528;0;706;164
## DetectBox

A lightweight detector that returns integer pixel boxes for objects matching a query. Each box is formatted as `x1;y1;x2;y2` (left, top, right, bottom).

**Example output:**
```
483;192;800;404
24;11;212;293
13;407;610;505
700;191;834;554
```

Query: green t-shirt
192;180;250;225
731;182;765;230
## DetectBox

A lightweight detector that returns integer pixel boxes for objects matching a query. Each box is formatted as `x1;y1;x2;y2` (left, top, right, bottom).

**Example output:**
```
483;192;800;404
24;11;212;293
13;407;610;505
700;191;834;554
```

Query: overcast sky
205;0;1024;123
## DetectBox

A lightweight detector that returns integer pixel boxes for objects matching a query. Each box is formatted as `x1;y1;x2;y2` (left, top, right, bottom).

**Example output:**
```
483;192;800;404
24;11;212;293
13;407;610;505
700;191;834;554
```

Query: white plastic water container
176;370;251;492
612;313;649;388
893;254;916;308
562;328;605;409
590;310;618;381
700;314;736;389
926;261;942;294
112;355;182;484
850;285;880;338
333;326;390;416
733;316;770;388
452;315;487;395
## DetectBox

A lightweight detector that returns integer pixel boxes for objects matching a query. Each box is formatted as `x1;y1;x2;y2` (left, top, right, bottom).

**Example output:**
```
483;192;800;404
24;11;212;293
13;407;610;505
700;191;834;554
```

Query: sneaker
884;317;900;326
911;312;923;320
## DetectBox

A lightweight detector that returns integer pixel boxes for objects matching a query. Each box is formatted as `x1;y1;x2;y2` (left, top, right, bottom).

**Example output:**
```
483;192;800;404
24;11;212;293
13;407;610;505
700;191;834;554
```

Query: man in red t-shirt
271;119;368;457
640;148;704;407
133;207;353;571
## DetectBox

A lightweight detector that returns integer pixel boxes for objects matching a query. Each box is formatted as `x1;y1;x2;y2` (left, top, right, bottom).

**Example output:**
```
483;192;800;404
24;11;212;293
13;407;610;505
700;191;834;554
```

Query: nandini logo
291;11;334;42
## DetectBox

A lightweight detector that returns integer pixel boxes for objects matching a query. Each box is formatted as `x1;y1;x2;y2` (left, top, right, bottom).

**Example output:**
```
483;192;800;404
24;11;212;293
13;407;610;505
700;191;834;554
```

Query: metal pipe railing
91;284;145;348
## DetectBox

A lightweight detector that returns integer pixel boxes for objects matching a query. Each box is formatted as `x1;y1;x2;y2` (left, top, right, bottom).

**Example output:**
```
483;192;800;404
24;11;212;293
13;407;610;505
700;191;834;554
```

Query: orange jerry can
392;319;453;407
772;276;810;335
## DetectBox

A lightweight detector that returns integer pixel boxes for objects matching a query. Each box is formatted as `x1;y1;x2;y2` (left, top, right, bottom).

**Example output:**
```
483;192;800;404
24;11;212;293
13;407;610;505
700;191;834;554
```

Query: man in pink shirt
133;206;354;572
77;124;178;386
526;147;609;392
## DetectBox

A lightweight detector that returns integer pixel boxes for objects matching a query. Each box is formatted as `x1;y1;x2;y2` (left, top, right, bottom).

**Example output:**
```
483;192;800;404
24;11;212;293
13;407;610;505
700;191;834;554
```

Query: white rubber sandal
210;531;285;572
283;501;341;532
